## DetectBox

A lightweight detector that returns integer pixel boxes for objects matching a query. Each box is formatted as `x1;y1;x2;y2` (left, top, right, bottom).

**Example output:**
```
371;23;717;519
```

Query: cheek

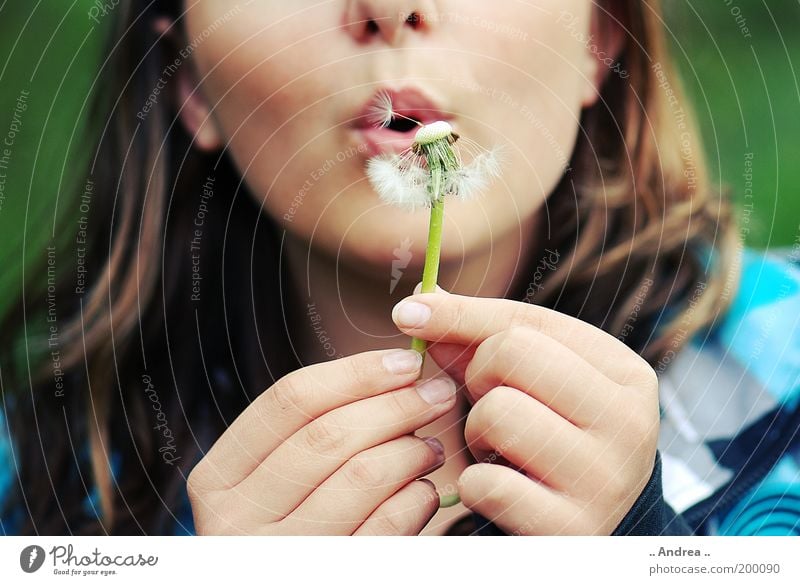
185;2;349;222
445;1;592;208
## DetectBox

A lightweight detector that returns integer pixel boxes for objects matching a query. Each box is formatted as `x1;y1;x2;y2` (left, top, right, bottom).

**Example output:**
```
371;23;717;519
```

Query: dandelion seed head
414;121;454;146
364;104;505;210
366;154;431;212
443;146;505;201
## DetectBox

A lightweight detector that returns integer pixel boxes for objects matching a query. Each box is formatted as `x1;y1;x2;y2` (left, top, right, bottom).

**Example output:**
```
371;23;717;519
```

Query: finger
280;435;444;535
464;326;621;426
353;479;440;535
234;376;457;520
459;463;590;535
391;292;649;384
426;341;476;388
464;386;599;494
192;348;423;491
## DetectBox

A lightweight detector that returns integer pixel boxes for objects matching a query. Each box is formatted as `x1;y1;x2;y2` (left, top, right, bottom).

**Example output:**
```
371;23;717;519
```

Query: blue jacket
2;248;799;535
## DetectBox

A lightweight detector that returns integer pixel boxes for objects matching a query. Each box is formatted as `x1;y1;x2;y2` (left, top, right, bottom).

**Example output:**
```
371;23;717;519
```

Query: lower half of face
184;0;595;271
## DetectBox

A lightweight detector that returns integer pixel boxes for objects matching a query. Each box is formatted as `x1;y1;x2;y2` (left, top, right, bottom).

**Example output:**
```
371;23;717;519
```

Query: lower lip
352;127;417;157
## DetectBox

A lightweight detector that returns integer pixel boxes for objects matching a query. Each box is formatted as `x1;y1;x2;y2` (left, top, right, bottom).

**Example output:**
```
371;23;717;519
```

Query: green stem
410;195;444;369
439;493;462;508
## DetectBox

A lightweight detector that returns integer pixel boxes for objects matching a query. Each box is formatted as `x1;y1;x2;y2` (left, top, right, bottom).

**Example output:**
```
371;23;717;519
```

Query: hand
187;349;458;535
391;286;660;535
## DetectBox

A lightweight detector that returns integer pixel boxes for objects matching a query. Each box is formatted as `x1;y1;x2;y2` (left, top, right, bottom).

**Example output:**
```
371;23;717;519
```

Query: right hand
187;348;458;535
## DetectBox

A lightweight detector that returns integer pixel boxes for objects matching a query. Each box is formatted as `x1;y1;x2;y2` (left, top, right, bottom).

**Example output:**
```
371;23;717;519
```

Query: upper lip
351;85;453;129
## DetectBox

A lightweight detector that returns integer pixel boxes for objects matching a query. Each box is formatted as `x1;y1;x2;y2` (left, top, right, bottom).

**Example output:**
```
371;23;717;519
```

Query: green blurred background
665;0;800;249
0;1;798;319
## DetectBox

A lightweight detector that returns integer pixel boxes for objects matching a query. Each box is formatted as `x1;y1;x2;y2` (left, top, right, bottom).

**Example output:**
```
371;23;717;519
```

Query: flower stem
439;493;462;508
410;194;444;367
411;197;461;510
410;143;462;510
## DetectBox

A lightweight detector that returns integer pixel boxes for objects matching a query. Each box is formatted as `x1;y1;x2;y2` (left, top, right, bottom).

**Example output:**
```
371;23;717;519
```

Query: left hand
391;285;660;535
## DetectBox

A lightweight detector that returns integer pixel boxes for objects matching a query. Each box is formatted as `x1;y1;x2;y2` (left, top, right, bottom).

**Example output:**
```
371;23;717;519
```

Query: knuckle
505;324;535;346
302;417;347;456
450;300;472;336
343;354;370;389
186;467;204;501
269;373;308;415
186;460;218;499
621;401;659;445
636;360;659;393
386;388;419;423
495;326;533;371
511;302;548;335
344;455;390;490
471;386;516;429
363;510;408;536
603;470;630;506
622;357;659;392
364;481;437;535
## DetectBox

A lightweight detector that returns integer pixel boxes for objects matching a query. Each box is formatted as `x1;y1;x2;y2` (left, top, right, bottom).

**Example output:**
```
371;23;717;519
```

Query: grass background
0;1;110;320
0;1;798;320
665;0;800;249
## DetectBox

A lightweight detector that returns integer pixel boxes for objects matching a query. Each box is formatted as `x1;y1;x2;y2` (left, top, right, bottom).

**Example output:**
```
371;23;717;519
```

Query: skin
180;0;658;535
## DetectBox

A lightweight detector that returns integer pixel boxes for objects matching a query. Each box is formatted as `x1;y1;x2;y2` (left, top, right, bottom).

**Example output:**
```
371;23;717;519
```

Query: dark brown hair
0;0;736;534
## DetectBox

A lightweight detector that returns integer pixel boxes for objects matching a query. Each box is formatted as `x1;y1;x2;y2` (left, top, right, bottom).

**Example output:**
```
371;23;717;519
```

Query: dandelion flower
362;91;505;511
366;92;502;508
364;91;505;351
365;120;504;211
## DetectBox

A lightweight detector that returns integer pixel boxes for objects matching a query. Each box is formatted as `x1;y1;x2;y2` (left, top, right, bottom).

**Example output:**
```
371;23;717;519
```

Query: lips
351;86;453;157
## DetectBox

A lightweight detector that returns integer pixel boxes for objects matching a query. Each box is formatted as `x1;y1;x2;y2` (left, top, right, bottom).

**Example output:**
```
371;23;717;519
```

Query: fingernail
416;377;457;405
422;436;446;461
382;349;423;375
392;301;431;328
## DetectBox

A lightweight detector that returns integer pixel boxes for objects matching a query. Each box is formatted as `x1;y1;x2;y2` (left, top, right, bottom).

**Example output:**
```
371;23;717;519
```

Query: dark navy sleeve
471;450;693;535
611;450;694;535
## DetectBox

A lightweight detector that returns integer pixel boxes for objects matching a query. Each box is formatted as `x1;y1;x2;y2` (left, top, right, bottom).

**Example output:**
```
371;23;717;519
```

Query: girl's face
183;1;605;269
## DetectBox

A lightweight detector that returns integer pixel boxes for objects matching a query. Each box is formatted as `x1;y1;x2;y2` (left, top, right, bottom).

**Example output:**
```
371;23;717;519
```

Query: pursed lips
350;86;453;157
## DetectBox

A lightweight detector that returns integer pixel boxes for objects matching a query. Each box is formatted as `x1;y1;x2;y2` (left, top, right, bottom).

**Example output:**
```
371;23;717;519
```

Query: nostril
365;19;379;35
406;11;422;30
353;11;427;43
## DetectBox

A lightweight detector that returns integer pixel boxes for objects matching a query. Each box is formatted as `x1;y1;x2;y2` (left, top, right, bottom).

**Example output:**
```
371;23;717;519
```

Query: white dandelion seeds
366;89;396;128
364;93;505;211
366;139;504;211
366;154;431;212
442;145;506;202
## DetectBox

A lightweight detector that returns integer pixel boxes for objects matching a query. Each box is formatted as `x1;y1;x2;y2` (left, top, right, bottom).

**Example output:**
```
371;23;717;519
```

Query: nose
344;0;437;45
